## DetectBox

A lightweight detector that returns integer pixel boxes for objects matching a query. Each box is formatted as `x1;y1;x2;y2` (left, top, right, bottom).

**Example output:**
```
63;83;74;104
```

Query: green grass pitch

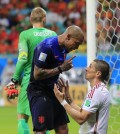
0;106;120;134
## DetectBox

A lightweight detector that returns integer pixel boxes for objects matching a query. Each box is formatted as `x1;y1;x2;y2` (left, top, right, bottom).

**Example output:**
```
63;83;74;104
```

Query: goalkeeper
4;7;56;134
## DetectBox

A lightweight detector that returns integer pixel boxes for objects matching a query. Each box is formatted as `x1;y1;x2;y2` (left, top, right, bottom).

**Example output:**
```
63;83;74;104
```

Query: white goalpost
86;0;120;133
86;0;96;65
86;0;96;90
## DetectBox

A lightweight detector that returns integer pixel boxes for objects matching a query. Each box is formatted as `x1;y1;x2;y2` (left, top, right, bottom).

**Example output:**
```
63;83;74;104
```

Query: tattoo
66;97;73;104
34;65;60;80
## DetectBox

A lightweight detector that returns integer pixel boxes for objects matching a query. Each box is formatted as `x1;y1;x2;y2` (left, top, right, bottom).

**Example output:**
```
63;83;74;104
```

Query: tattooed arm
34;56;75;80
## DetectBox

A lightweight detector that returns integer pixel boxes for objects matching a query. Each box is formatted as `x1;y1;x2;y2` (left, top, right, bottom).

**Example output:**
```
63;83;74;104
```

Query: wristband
58;66;62;74
61;99;68;106
11;78;18;85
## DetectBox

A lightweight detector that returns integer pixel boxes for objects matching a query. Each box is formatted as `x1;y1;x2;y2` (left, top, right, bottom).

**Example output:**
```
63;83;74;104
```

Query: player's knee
55;124;68;134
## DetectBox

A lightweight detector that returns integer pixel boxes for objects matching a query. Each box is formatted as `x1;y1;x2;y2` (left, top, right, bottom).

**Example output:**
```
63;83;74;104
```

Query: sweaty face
85;61;97;81
65;37;82;52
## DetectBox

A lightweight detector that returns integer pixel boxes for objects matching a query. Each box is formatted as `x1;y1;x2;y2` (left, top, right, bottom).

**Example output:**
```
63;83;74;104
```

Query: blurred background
0;0;120;134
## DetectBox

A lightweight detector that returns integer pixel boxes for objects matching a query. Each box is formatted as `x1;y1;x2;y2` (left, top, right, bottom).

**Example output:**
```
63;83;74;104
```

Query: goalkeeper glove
4;78;19;99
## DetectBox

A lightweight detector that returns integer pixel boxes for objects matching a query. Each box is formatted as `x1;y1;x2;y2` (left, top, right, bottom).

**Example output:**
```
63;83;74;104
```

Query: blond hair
30;7;46;23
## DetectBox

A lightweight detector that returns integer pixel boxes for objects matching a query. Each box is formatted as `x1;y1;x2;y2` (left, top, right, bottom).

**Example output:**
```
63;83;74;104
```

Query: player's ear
43;17;46;25
96;71;101;78
67;34;71;41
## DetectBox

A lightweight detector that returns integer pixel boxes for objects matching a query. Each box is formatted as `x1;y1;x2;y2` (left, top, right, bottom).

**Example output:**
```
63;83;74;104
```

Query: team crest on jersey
39;52;47;62
84;99;91;107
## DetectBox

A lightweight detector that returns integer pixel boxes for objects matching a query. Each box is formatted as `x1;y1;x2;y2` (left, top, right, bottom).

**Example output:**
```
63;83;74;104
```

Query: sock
18;119;30;134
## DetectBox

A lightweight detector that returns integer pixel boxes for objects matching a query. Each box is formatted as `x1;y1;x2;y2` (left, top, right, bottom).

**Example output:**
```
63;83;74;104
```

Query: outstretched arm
57;78;80;111
34;56;76;80
54;80;92;125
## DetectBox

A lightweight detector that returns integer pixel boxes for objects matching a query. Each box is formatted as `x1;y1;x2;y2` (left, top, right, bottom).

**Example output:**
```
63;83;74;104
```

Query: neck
33;23;44;28
58;34;65;48
89;79;101;88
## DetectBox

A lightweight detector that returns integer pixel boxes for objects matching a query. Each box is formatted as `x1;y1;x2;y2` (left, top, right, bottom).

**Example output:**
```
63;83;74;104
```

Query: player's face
65;37;81;52
85;61;97;81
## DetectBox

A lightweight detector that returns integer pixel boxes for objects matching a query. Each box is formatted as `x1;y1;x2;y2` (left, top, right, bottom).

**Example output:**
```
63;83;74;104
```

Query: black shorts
27;89;69;132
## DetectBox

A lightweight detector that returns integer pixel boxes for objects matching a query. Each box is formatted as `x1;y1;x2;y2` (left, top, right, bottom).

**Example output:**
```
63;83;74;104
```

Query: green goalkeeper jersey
13;27;57;82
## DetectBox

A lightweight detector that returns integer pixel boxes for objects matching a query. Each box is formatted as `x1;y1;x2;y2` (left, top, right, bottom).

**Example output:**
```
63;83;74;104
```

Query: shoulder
44;28;57;36
93;83;110;102
43;36;58;46
21;28;33;33
35;40;52;54
97;83;109;95
19;28;33;36
87;83;106;99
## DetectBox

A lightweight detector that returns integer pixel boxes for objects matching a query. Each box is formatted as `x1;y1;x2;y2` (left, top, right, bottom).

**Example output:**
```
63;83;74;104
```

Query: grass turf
0;106;120;134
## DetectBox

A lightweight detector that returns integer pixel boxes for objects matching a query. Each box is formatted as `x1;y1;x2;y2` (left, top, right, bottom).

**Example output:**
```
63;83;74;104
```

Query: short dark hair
94;59;110;83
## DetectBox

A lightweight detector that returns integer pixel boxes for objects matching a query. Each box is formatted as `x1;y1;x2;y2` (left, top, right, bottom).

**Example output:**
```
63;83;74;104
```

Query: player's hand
54;84;65;103
4;80;18;99
57;78;72;104
57;77;67;92
60;56;76;72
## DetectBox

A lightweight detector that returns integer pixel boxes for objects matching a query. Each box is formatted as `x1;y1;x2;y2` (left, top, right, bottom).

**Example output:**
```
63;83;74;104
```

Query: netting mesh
96;0;120;133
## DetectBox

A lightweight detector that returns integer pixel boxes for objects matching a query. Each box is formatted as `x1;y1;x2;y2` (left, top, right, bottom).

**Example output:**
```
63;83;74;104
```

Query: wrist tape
61;99;68;106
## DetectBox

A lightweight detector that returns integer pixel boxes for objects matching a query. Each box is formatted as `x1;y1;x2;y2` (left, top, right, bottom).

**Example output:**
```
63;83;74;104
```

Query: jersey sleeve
82;90;101;113
12;32;28;81
34;44;53;68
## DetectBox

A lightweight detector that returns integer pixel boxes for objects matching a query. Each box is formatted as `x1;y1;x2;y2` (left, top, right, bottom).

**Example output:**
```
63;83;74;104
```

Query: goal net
96;0;120;133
